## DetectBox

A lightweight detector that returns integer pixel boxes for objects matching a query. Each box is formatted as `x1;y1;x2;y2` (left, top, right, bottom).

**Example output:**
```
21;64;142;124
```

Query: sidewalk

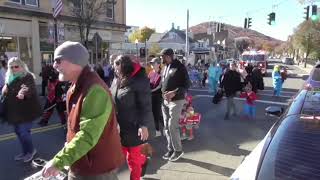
294;63;314;74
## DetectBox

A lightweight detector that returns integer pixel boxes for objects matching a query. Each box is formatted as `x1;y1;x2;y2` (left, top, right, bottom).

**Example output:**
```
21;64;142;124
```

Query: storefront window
0;36;18;60
19;37;33;70
25;0;38;6
9;0;21;4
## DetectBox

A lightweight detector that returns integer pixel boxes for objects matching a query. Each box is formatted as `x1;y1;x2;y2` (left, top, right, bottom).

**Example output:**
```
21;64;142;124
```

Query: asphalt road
0;60;308;180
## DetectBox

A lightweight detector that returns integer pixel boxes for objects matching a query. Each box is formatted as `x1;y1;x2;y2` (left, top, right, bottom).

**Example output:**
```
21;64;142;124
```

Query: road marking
189;88;298;95
0;123;64;142
194;95;289;106
261;90;297;95
258;93;292;98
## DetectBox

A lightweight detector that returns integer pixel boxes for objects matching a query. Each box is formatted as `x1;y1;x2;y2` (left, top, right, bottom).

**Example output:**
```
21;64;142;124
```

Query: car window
257;91;320;180
301;91;320;115
311;69;320;81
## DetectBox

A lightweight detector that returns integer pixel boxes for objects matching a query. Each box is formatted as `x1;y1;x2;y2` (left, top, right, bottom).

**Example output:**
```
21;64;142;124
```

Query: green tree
293;20;320;67
129;26;155;43
148;43;161;56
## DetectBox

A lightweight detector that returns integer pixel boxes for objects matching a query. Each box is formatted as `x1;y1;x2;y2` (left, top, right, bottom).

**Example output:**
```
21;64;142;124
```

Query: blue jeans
244;104;256;118
14;122;34;154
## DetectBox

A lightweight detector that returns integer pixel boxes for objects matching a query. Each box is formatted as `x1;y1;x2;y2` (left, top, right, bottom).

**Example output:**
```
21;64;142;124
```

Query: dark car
231;88;320;180
282;57;294;65
304;62;320;90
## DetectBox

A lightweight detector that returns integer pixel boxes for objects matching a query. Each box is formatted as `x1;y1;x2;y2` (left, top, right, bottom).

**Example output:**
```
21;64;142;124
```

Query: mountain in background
190;21;284;48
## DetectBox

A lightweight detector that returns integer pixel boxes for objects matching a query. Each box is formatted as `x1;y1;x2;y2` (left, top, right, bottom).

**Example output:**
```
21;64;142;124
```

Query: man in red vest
42;41;124;180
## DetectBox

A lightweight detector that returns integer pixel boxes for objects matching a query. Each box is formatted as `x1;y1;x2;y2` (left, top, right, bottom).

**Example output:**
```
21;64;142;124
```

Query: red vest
66;66;124;176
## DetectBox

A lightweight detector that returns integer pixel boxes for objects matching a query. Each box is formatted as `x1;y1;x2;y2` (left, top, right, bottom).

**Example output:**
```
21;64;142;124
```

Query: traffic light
139;47;145;58
304;6;310;20
311;5;318;21
244;18;248;28
247;18;252;28
268;12;276;25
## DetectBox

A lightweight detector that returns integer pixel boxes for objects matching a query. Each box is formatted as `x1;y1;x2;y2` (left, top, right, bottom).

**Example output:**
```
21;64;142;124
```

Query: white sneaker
23;149;37;163
14;153;25;161
155;131;161;137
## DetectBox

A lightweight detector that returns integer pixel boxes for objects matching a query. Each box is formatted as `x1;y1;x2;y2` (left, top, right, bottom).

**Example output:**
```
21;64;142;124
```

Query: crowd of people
0;40;289;180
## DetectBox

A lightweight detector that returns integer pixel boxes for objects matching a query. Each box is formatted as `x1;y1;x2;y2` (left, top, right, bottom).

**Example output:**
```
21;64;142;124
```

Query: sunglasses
54;59;62;64
10;65;20;69
115;61;120;66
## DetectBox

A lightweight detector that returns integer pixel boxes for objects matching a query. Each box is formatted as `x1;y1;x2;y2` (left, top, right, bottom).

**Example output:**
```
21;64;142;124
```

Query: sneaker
181;134;188;141
188;136;194;141
23;149;37;163
162;151;174;160
155;131;161;137
14;153;25;161
169;151;184;162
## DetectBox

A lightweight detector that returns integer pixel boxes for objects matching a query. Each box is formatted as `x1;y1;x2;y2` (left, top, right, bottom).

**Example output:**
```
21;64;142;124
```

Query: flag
53;0;63;18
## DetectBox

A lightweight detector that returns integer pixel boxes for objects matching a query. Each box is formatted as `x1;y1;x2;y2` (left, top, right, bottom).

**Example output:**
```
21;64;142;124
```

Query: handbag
0;95;7;118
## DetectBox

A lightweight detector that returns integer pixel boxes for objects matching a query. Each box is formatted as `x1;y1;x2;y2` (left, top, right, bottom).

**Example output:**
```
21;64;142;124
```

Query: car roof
257;89;320;179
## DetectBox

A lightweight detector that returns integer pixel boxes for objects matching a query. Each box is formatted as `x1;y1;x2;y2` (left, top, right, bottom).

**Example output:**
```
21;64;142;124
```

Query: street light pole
145;39;148;66
135;39;138;60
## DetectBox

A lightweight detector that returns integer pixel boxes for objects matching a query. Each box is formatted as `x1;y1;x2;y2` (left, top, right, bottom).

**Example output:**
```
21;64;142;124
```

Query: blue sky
126;0;312;41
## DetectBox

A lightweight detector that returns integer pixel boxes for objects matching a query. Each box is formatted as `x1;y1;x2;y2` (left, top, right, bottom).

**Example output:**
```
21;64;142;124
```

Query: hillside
190;21;284;47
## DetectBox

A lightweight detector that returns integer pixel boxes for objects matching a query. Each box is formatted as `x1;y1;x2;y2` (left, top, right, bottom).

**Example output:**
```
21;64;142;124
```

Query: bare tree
234;37;252;54
67;0;116;47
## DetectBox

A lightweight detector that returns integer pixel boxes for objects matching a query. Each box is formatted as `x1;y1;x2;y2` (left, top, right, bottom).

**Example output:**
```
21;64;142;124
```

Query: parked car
282;57;294;65
231;87;320;180
304;62;320;90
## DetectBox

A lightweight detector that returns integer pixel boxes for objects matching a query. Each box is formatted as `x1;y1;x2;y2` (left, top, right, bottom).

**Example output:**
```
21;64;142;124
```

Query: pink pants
122;145;147;180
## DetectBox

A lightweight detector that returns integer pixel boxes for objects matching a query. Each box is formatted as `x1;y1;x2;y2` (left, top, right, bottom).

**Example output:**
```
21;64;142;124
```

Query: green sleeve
52;85;113;170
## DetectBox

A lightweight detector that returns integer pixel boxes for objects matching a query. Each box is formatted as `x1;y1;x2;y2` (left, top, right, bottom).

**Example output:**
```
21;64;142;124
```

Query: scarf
8;72;24;85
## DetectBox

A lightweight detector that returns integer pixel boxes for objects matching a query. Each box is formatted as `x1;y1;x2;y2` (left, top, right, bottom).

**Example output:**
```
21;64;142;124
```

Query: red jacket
240;91;257;105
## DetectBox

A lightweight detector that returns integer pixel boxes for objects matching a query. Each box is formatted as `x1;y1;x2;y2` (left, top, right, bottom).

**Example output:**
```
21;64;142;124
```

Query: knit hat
54;41;89;67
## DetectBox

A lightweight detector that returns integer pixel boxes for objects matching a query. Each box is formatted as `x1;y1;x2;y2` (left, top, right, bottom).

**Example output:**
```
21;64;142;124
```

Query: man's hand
163;90;176;101
42;160;60;178
138;127;149;141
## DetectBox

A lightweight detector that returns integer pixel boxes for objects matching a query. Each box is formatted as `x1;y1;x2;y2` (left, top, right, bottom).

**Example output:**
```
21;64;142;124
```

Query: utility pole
185;9;189;63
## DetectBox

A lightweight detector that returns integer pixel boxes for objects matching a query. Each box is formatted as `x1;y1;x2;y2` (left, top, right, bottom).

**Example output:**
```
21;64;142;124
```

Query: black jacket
110;65;154;147
221;69;242;97
161;59;190;101
4;73;41;124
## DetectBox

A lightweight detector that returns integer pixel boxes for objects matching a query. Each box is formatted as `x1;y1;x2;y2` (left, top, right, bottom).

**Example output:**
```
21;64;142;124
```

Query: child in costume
179;95;201;140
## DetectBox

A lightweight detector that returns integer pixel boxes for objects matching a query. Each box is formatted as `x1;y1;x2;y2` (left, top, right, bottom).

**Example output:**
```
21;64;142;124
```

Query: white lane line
258;93;292;98
194;95;289;106
261;90;297;94
189;88;209;92
189;88;297;95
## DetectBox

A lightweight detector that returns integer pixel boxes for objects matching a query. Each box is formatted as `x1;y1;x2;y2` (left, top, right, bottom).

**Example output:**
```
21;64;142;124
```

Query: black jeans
151;93;163;131
41;80;48;96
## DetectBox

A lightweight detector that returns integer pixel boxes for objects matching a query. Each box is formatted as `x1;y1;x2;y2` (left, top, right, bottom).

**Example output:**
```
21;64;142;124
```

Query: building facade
0;0;126;83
